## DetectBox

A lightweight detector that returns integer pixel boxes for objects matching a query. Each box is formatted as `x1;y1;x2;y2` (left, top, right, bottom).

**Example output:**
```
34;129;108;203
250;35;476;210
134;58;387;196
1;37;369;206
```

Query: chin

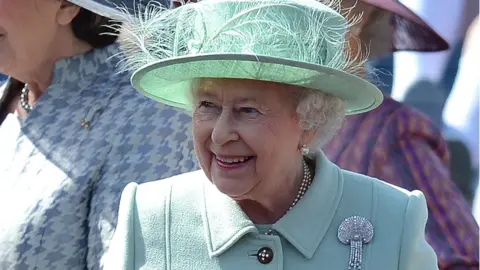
202;153;258;198
211;176;254;199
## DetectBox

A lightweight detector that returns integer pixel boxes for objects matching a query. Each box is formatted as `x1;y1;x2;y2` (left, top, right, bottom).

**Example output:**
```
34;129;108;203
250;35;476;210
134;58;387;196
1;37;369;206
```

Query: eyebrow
194;90;261;105
193;89;217;101
234;96;261;105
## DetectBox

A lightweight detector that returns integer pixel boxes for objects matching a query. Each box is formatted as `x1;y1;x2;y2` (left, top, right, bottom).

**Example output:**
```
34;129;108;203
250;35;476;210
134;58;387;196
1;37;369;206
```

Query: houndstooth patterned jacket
0;44;198;270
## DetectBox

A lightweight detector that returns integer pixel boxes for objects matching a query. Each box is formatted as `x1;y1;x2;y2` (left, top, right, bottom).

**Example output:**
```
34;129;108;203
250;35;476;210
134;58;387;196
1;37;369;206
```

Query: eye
239;107;260;114
198;101;216;108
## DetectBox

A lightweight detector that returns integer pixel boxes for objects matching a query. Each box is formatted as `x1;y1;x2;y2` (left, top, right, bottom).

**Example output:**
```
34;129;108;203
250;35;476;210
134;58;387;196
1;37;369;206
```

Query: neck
17;31;93;100
237;157;306;224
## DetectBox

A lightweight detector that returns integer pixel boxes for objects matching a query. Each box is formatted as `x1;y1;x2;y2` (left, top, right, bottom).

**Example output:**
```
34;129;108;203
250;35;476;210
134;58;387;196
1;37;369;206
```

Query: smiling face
192;78;306;200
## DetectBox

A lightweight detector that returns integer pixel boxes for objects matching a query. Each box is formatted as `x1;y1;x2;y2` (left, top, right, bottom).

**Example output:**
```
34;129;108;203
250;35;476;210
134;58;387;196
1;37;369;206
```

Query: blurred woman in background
0;0;196;269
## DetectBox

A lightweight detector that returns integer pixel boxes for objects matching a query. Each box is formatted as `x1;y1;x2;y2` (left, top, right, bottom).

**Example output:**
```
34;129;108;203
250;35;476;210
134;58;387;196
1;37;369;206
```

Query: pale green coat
106;152;438;269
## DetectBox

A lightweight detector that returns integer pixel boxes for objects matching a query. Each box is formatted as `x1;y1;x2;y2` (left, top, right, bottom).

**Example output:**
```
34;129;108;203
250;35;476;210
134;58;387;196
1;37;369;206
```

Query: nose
211;110;239;145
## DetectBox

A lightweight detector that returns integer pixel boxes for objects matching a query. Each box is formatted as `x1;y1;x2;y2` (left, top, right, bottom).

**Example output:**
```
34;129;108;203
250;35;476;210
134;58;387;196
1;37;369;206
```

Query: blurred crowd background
368;0;480;222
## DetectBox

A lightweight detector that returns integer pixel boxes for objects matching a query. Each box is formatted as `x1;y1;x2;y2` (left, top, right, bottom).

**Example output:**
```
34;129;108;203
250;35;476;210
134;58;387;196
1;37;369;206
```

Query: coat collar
201;151;344;259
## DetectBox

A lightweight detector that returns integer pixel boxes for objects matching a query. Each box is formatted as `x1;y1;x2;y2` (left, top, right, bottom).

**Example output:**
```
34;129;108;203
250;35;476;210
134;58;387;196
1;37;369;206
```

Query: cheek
252;118;302;158
239;123;272;151
192;115;214;164
0;1;35;33
0;2;22;69
235;122;282;170
0;1;57;57
0;0;20;21
192;112;215;142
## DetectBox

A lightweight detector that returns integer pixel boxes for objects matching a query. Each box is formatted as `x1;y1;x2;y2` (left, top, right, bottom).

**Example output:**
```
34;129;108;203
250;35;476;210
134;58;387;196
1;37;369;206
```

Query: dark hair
71;7;120;48
0;8;120;124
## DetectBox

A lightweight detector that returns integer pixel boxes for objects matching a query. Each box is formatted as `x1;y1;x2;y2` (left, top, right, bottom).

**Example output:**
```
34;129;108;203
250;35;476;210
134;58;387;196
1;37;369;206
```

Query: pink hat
362;0;449;51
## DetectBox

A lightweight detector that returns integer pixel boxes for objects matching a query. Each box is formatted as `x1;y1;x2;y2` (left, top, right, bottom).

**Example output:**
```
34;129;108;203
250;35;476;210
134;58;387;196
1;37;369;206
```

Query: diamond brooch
338;216;374;270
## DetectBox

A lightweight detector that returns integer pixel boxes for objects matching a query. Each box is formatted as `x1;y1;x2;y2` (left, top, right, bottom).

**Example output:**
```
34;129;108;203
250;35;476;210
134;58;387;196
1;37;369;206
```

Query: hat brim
67;0;125;19
131;54;383;115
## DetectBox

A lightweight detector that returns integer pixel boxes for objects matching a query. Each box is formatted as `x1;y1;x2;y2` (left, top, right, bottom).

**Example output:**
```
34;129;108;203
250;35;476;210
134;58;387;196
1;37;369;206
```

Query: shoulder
327;96;416;155
341;168;419;202
380;96;440;136
135;170;206;194
97;68;191;126
91;65;193;154
350;96;444;151
338;169;438;269
339;168;428;233
109;171;208;269
126;170;208;214
115;171;207;239
96;66;132;91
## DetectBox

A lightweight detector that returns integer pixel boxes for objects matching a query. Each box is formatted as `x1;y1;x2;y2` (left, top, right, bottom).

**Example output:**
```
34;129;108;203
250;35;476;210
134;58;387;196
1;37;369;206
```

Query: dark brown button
257;247;274;264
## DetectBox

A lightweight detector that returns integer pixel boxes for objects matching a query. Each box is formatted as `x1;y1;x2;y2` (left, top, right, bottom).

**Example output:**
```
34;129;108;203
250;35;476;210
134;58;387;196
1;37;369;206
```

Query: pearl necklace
20;85;33;112
264;159;312;235
289;158;313;210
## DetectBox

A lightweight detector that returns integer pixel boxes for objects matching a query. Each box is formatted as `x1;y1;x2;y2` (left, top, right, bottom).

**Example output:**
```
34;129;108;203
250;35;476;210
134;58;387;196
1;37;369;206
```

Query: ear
56;1;81;26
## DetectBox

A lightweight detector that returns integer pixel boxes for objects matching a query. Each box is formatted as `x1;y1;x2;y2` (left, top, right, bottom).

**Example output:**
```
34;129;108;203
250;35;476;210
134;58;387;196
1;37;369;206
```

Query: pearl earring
301;144;310;155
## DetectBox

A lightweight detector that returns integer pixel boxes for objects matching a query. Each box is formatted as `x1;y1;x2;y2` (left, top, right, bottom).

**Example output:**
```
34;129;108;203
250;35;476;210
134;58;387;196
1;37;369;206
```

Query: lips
215;155;254;169
216;156;252;164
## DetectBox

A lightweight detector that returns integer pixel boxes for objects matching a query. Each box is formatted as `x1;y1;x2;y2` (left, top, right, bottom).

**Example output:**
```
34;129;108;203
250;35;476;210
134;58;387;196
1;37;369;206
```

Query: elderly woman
106;0;438;269
0;0;196;269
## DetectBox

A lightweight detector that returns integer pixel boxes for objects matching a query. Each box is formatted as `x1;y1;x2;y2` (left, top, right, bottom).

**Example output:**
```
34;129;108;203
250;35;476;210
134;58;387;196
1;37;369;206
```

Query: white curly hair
295;87;346;152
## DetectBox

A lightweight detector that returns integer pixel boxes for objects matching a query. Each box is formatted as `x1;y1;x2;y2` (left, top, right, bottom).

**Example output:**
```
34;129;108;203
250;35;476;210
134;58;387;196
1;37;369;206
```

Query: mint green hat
119;0;383;115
